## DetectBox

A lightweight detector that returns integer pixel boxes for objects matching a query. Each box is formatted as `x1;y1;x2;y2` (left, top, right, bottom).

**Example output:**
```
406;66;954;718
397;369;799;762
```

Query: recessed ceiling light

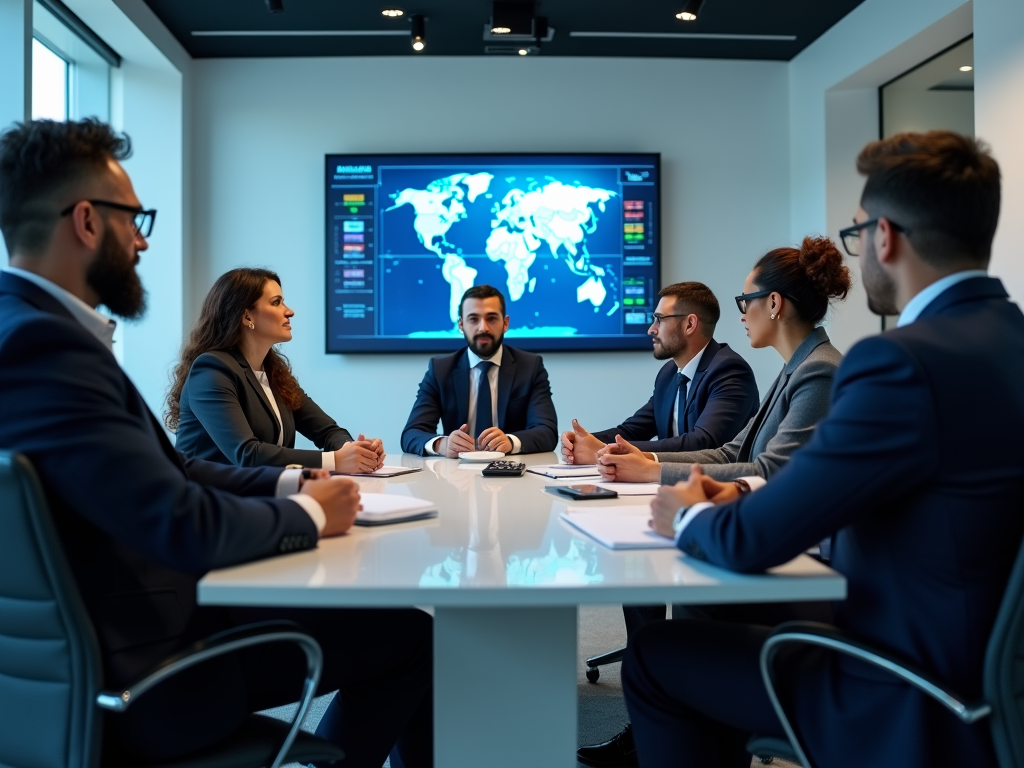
382;8;404;17
675;0;704;21
518;48;528;55
960;65;973;72
492;26;511;34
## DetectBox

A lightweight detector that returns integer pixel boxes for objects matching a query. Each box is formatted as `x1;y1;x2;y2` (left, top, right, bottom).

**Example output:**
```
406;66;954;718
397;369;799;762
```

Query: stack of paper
526;464;602;479
560;507;676;549
333;466;423;478
355;493;437;526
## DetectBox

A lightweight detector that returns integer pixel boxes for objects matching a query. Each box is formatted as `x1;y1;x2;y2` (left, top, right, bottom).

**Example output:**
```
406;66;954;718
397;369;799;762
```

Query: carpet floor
263;604;797;768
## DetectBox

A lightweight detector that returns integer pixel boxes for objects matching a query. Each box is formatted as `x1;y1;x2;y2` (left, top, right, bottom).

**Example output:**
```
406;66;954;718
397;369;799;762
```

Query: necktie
475;361;495;437
674;372;690;436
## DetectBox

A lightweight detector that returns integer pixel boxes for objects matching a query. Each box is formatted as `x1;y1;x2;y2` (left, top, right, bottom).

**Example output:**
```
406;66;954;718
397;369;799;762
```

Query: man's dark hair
658;281;720;335
459;284;506;317
0;119;132;256
857;131;1000;268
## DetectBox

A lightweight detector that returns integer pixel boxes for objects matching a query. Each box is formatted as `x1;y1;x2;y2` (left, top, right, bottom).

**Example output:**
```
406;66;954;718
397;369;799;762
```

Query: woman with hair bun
167;267;384;472
597;235;851;485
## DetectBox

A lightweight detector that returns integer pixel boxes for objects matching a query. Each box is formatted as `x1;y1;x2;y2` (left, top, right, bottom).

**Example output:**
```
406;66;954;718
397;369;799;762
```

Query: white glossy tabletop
199;452;845;608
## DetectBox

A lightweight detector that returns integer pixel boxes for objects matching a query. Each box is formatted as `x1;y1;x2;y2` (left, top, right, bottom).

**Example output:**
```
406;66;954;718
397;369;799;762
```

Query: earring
770;313;776;320
248;321;255;330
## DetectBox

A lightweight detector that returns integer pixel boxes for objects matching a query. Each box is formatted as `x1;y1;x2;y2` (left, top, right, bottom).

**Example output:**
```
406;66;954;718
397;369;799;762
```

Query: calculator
482;460;527;477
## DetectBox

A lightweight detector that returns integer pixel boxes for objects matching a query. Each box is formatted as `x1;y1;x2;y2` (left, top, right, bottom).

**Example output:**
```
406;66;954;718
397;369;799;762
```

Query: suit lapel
737;371;787;462
681;341;720;432
454;351;471;427
497;348;515;427
229;348;283;444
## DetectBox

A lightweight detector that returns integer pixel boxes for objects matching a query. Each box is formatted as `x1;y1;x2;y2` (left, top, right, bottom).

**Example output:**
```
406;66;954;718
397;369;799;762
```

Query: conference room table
198;452;845;768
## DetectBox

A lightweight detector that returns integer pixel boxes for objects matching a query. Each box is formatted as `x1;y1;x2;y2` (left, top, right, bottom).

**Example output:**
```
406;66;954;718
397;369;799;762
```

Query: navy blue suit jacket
401;345;558;455
678;277;1024;768
591;340;759;452
0;272;317;690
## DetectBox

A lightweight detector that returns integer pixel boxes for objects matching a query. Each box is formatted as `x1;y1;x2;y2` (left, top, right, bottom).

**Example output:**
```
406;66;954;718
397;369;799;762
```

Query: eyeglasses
651;312;691;325
60;200;157;238
838;218;909;257
734;289;798;314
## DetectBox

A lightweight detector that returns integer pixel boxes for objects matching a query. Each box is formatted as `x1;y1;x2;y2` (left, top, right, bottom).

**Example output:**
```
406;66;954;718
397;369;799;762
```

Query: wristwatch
734;478;752;494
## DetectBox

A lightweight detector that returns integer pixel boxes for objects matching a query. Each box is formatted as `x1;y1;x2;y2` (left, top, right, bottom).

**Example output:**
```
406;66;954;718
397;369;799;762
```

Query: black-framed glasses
651;312;691;325
838;218;909;257
734;289;798;314
60;200;157;238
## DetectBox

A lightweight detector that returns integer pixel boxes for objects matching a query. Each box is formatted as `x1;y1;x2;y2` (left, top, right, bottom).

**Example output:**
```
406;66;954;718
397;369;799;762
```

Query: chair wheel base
585;667;600;683
759;758;774;765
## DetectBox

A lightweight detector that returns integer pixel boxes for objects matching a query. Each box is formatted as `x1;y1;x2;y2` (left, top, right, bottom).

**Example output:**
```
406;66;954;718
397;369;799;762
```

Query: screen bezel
324;151;662;355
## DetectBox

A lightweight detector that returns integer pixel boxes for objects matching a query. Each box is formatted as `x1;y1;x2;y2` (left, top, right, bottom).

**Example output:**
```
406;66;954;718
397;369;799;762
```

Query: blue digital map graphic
378;166;623;339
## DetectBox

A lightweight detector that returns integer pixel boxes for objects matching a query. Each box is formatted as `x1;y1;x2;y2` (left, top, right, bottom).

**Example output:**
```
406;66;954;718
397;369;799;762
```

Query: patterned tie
475;361;495;437
674;372;690;436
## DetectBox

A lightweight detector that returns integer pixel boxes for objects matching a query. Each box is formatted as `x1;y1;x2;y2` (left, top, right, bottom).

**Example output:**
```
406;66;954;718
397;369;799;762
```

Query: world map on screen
382;169;621;338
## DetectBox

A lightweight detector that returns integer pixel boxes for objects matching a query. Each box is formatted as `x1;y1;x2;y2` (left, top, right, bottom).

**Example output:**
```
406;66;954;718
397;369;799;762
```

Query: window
31;38;68;120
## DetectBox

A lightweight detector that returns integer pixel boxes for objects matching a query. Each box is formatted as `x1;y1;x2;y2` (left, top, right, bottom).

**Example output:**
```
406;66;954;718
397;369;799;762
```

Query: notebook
355;493;438;526
560;507;676;549
333;466;423;478
526;464;603;479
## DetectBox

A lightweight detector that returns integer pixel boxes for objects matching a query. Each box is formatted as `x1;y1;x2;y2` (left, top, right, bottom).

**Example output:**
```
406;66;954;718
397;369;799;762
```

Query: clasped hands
648;464;742;538
296;469;362;537
559;420;660;482
440;424;513;457
334;434;386;474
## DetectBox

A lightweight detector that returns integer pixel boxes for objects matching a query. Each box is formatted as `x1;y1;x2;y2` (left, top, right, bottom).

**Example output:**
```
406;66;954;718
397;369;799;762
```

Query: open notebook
560;507;676;549
356;493;438;526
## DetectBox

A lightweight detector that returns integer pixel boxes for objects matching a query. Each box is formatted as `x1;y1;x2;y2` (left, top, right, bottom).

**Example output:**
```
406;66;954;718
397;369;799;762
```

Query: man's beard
652;335;684;361
466;330;503;359
86;229;147;320
861;238;898;316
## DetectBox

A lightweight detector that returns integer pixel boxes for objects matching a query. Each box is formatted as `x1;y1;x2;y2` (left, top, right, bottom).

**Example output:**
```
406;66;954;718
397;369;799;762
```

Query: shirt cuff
276;468;303;496
650;453;660;464
425;436;443;456
673;501;715;545
288;493;326;533
507;434;522;455
739;475;767;492
322;451;336;471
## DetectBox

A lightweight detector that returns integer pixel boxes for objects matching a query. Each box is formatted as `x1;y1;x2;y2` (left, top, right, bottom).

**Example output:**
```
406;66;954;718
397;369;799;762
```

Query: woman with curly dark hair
167;267;383;472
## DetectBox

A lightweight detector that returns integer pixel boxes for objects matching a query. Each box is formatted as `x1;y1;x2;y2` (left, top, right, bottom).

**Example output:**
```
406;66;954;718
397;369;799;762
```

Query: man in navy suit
0;120;432;767
622;133;1024;768
401;284;558;456
560;282;758;465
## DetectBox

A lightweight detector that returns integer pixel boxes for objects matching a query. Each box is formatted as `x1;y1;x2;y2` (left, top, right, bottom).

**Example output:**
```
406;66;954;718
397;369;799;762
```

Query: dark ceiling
141;0;866;60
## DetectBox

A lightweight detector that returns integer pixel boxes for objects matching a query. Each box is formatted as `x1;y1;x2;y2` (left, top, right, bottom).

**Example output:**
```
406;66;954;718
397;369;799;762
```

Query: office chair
0;450;344;768
748;532;1024;768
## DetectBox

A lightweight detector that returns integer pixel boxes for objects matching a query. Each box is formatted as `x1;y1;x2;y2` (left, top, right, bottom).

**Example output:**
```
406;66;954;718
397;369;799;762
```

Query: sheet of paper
596;482;660;496
560;510;676;550
356;492;437;525
333;466;423;478
526;465;602;479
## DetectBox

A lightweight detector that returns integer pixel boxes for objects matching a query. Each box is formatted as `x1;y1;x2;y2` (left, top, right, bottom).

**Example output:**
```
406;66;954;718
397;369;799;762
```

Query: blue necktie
475;361;495;437
674;372;690;436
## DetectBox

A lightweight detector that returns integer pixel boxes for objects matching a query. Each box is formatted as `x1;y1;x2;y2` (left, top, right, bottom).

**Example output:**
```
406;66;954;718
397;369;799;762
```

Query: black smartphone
553;484;619;500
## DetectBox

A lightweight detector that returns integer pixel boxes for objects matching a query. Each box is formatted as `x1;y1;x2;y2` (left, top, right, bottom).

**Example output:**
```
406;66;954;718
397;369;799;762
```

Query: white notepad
355;493;438;526
333;466;423;478
526;464;602;479
596;482;661;496
560;508;676;549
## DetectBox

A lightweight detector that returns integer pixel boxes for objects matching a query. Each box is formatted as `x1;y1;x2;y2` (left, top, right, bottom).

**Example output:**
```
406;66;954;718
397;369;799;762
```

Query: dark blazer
591;340;759;452
401;344;558;455
0;271;317;692
678;277;1024;768
175;348;352;467
658;327;841;482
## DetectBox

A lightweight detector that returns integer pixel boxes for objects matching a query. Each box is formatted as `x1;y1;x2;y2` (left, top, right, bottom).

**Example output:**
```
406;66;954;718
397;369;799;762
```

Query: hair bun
798;236;852;299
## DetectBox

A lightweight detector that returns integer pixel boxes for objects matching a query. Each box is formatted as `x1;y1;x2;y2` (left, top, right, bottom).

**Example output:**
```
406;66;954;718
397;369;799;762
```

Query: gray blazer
657;327;841;483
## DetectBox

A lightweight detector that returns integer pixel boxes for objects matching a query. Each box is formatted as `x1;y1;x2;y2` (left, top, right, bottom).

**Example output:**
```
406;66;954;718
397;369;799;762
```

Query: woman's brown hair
753;236;852;325
164;267;304;430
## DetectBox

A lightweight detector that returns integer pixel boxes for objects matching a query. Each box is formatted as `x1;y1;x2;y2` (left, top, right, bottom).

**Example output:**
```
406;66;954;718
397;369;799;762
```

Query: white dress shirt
649;341;709;464
253;369;336;471
1;268;327;532
897;270;989;327
426;344;524;455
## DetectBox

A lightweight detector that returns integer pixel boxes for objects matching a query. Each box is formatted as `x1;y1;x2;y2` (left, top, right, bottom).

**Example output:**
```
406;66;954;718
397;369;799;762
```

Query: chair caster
758;758;774;765
586;667;600;683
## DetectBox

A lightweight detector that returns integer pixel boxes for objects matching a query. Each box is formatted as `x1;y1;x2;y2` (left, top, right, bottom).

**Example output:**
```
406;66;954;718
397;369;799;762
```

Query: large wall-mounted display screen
325;153;660;353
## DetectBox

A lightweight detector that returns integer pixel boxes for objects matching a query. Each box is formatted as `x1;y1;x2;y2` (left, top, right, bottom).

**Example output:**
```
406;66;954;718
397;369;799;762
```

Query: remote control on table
481;460;527;477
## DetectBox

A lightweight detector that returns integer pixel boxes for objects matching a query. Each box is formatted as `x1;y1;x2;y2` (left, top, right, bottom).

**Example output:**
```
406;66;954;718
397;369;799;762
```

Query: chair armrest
96;620;322;768
758;621;991;768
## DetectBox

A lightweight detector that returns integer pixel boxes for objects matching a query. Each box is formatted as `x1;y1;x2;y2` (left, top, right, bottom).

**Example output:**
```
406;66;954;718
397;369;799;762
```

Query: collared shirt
897;270;988;327
2;268;327;532
426;344;523;455
3;266;116;352
671;341;708;439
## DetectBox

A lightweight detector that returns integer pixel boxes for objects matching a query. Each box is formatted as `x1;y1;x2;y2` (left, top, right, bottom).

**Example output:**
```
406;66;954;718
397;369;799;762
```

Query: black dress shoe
577;723;638;767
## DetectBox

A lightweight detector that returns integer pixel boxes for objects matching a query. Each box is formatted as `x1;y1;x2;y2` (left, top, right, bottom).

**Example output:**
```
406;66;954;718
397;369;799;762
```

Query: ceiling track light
382;8;404;17
410;13;425;51
266;0;284;12
675;0;705;21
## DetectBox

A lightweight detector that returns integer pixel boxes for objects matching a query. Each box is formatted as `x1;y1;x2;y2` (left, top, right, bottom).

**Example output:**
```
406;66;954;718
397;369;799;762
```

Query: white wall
0;0;32;265
190;56;791;451
975;0;1024;303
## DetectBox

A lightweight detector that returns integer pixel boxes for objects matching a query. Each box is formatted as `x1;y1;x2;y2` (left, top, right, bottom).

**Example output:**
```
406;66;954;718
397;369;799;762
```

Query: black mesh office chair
747;531;1024;768
0;450;344;768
